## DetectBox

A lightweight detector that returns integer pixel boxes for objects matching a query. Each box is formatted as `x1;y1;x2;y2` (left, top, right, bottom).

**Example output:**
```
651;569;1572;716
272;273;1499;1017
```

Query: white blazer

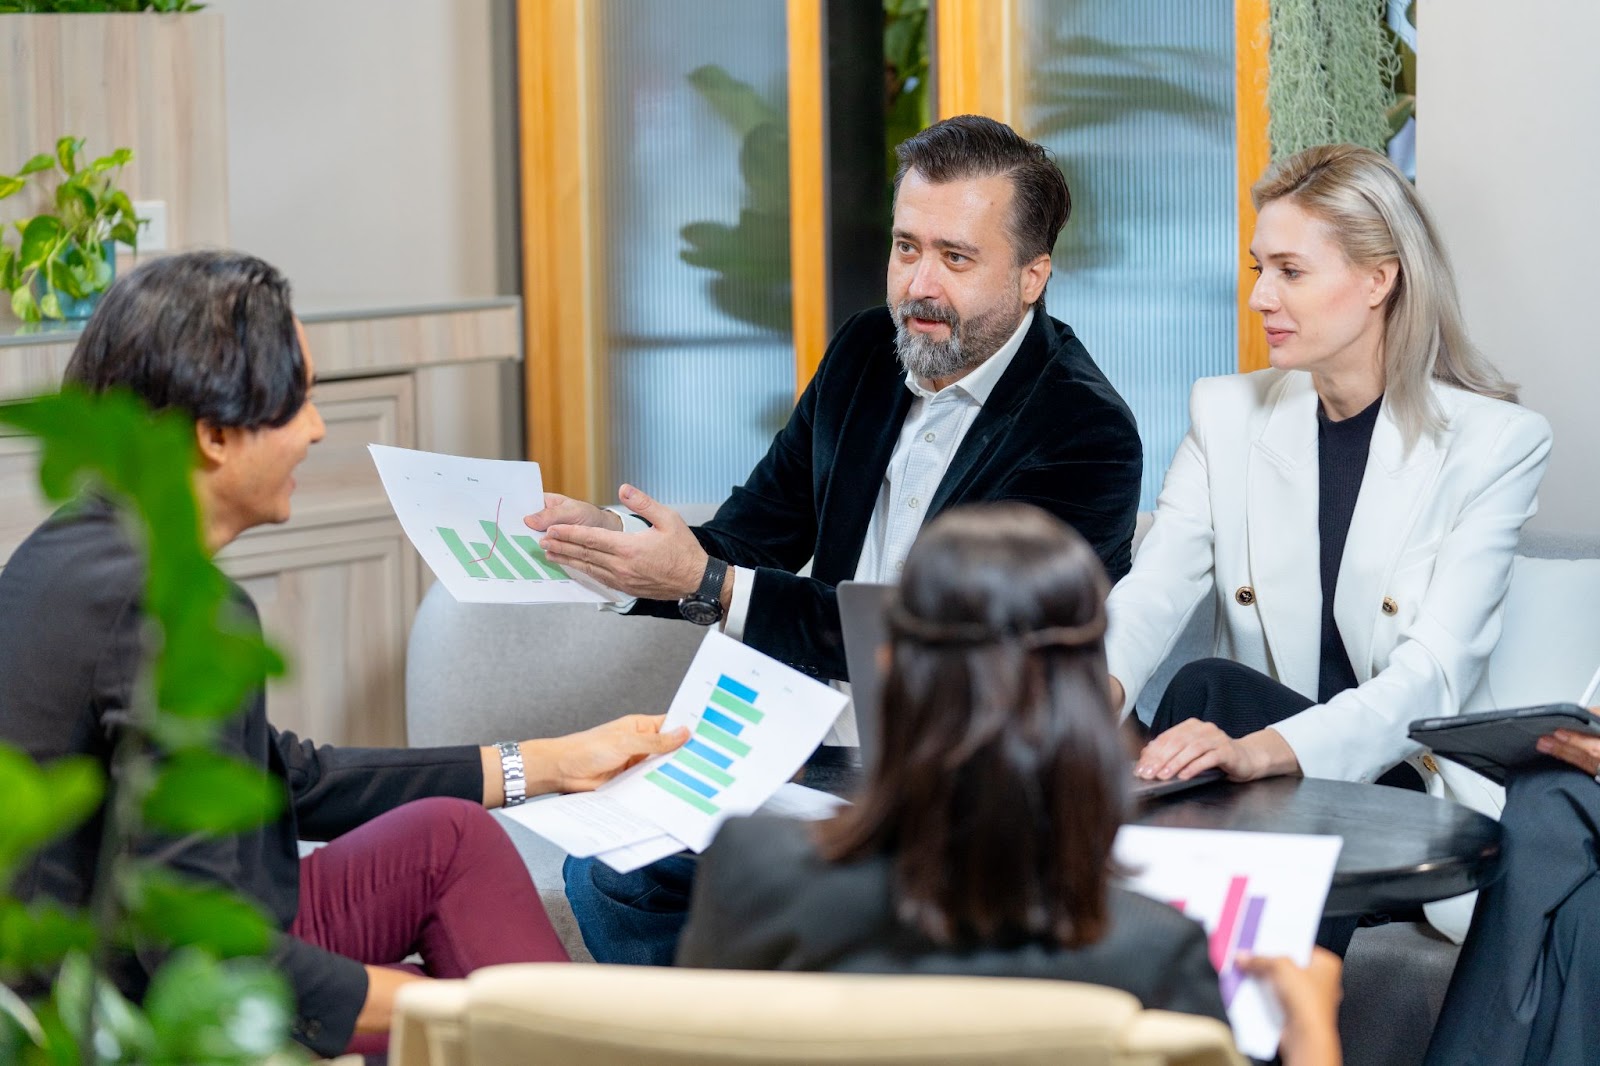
1107;369;1552;800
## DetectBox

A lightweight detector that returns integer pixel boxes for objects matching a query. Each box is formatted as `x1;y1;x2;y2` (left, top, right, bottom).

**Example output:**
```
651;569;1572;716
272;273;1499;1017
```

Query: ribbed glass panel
599;1;793;505
1018;0;1237;508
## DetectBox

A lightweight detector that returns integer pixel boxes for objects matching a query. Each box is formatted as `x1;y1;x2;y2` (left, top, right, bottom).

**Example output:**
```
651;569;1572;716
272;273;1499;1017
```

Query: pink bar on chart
1209;875;1249;971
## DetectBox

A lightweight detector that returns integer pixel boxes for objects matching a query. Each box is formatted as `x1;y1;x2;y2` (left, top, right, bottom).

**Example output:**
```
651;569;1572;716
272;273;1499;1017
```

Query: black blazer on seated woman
676;816;1228;1024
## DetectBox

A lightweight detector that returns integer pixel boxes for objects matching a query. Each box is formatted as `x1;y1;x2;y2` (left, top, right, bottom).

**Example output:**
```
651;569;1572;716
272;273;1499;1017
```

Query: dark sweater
1316;394;1383;704
0;499;484;1056
678;816;1228;1025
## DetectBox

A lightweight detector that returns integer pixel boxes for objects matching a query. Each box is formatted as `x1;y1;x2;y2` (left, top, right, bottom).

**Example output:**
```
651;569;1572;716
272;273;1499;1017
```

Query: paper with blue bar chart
505;631;847;860
1113;826;1342;1060
368;444;621;604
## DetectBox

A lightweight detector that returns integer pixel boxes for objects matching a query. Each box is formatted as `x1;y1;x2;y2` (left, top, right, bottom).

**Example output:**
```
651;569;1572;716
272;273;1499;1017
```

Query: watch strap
496;740;527;807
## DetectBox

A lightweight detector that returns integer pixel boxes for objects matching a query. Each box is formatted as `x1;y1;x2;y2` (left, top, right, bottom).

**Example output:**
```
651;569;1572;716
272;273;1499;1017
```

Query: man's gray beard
891;299;1023;381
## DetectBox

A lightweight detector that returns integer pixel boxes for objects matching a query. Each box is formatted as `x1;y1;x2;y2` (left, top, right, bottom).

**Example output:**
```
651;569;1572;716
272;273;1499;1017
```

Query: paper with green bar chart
368;444;621;604
504;630;847;858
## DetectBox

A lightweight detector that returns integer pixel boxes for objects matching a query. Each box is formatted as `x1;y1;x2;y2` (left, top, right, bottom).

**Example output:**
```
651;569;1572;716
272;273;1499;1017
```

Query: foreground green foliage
0;388;301;1064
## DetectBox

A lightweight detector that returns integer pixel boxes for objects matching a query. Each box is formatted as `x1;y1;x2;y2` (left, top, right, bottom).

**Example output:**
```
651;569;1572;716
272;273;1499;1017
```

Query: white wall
211;0;507;307
1418;0;1600;532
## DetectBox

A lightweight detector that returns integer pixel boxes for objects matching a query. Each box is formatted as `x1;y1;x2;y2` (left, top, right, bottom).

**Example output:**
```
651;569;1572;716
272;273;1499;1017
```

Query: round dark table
1134;775;1503;916
800;761;1503;918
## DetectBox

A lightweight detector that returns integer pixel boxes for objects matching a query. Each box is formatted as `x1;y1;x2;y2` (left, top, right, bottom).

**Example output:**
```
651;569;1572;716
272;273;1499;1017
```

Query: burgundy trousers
290;796;569;1055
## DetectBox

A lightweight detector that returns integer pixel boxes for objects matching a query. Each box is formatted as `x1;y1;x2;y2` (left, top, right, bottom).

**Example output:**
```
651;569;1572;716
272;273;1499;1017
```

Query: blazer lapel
1246;374;1322;697
1333;400;1447;681
818;336;915;578
927;310;1050;515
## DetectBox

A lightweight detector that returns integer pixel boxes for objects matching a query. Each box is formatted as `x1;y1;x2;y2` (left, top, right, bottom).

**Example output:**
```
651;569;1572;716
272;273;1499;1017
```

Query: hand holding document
368;444;622;604
503;631;848;866
1113;826;1342;1061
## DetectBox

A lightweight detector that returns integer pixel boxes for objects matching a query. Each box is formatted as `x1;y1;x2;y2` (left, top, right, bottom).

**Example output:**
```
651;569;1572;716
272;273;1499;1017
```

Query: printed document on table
1113;826;1343;1061
368;444;621;604
598;630;848;852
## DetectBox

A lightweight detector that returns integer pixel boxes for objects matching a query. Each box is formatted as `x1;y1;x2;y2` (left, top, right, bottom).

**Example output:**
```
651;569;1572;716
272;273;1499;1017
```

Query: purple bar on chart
1209;875;1249;972
1219;895;1268;1006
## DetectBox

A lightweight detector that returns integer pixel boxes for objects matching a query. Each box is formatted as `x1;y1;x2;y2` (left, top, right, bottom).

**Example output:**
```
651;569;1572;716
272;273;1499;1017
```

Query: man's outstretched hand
537;485;712;602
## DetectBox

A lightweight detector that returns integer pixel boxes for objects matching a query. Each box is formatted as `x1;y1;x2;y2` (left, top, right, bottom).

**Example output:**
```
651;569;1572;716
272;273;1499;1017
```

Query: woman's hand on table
1134;720;1301;782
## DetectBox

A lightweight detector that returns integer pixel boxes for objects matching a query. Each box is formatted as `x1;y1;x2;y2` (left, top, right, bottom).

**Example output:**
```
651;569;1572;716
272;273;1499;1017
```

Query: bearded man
530;113;1141;682
530;114;1143;966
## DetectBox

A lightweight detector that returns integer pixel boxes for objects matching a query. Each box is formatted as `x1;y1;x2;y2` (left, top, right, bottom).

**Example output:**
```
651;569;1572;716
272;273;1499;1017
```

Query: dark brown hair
64;250;307;430
816;503;1127;949
893;114;1072;268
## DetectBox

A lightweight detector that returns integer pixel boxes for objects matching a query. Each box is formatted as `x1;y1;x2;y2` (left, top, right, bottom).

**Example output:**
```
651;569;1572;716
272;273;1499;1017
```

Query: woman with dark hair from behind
677;503;1343;1066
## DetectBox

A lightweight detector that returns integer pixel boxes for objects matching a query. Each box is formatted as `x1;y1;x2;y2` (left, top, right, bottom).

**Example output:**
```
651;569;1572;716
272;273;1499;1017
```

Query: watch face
680;596;722;626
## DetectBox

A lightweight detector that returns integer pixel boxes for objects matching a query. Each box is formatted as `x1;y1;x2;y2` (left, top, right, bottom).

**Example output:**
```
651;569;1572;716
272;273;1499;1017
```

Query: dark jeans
1152;658;1425;956
562;852;697;966
1423;765;1600;1066
294;797;568;1055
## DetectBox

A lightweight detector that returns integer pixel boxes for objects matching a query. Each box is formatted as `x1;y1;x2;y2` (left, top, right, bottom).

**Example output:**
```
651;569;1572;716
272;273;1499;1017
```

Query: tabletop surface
800;763;1503;917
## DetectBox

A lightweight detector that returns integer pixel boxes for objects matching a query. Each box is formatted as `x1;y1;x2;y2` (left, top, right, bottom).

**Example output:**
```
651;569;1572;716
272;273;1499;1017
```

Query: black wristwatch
679;557;728;626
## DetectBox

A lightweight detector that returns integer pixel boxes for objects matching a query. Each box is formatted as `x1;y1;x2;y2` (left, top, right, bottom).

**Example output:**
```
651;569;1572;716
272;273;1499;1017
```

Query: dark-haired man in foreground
0;251;686;1058
534;115;1144;966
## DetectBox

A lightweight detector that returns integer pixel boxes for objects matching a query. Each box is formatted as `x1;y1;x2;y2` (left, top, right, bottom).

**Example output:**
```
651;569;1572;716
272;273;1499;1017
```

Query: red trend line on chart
465;497;505;566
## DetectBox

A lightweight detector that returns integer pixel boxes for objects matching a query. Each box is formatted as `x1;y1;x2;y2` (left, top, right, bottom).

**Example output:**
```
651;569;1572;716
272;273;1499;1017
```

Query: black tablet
1408;704;1600;785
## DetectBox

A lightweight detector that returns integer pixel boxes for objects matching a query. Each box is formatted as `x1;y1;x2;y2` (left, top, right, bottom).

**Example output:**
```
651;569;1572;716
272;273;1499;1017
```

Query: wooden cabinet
0;300;522;748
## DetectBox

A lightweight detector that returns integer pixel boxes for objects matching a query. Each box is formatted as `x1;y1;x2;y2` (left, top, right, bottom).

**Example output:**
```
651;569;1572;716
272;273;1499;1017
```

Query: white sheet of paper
597;630;848;852
499;792;666;858
1113;825;1343;1061
368;444;620;604
758;782;850;821
593;833;686;874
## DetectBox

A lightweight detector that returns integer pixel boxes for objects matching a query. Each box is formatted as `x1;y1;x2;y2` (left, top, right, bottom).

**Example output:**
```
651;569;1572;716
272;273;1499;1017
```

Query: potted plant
0;137;143;324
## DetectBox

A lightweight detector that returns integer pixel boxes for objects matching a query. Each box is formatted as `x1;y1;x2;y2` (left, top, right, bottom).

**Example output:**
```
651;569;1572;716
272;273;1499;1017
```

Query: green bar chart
435;523;573;582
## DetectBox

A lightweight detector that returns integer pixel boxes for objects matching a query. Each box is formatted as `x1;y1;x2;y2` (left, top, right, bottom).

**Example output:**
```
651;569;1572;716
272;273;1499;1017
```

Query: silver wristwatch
496;740;527;807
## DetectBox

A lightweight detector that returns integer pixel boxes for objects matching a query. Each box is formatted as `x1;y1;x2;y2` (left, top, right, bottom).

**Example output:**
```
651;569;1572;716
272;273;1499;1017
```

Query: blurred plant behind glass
679;0;931;333
0;388;304;1064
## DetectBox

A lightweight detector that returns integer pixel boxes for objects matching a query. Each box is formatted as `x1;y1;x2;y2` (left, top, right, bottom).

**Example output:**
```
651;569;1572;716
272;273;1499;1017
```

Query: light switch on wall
132;200;169;252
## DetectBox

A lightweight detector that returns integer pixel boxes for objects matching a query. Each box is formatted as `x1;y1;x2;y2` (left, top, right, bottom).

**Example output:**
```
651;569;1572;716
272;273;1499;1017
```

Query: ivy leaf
54;136;82;177
0;244;15;291
17;153;55;177
37;291;61;321
143;752;284;835
9;286;39;323
123;868;275;958
0;175;22;200
17;216;62;270
54;181;95;221
143;950;292;1063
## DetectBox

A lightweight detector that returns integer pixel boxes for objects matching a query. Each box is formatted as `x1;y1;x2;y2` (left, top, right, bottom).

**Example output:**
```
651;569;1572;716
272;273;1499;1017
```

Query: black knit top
1317;394;1383;704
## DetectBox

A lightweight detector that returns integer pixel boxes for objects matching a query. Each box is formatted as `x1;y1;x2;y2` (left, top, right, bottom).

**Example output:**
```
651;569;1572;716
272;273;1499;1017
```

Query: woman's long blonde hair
1252;144;1515;445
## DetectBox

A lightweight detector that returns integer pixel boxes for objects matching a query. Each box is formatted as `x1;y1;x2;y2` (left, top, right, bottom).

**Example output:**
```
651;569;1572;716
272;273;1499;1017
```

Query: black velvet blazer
637;305;1143;680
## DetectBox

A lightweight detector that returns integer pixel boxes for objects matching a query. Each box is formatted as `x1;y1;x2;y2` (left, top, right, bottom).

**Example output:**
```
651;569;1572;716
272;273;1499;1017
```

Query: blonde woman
1105;144;1551;946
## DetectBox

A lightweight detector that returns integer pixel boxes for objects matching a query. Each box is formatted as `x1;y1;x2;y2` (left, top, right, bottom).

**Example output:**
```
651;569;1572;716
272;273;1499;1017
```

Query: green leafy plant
0;1;203;12
884;0;931;181
0;388;303;1064
0;138;143;323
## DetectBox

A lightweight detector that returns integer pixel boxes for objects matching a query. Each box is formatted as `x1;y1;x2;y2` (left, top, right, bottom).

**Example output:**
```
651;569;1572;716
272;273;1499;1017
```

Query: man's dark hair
64;250;307;429
893;114;1072;267
815;502;1126;950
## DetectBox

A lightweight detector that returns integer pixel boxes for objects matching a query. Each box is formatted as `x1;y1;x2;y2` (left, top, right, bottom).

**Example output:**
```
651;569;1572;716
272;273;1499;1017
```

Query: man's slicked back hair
64;250;307;430
893;114;1072;267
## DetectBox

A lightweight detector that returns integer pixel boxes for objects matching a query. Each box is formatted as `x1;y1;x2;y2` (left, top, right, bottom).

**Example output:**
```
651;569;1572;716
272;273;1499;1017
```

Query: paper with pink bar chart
1112;825;1342;1060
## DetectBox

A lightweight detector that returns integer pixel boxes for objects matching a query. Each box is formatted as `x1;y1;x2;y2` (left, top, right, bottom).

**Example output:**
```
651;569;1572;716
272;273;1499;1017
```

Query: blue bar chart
646;673;767;814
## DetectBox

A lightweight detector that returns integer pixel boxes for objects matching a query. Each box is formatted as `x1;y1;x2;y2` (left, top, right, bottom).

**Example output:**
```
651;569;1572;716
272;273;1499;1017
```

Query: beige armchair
391;963;1245;1066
